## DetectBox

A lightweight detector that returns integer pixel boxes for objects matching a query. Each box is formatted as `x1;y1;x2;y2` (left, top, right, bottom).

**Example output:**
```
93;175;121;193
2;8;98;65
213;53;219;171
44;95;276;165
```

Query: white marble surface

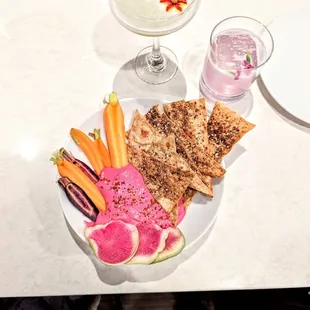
0;0;310;297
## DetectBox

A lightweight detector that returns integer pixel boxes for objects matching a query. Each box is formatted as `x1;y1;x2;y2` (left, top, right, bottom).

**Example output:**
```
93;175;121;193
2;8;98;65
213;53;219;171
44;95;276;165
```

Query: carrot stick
70;128;103;175
104;92;128;168
51;151;106;212
89;129;111;167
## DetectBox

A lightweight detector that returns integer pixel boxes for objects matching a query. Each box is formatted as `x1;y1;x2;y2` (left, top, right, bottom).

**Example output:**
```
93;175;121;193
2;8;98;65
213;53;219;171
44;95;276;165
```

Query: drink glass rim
112;0;200;22
209;16;274;70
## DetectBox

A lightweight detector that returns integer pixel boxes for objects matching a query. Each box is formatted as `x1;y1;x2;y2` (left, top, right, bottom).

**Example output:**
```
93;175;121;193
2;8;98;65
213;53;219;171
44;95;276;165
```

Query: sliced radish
85;220;139;265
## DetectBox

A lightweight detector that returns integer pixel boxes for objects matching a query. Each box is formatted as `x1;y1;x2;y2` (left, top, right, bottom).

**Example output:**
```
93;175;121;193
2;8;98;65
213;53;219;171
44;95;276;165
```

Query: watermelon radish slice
127;224;169;265
152;227;185;264
85;220;139;265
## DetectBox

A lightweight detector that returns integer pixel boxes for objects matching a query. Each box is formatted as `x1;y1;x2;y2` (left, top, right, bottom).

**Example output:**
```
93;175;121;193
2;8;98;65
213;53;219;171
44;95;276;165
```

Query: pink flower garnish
242;60;255;69
232;54;255;80
234;70;241;80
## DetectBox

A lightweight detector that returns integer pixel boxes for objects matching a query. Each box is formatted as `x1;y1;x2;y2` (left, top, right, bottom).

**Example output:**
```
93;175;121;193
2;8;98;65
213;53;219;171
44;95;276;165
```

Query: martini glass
109;0;201;84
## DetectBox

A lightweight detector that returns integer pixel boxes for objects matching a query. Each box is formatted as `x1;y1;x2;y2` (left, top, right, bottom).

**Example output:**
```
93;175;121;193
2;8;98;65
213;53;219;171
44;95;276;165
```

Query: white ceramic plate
261;13;310;123
59;98;224;250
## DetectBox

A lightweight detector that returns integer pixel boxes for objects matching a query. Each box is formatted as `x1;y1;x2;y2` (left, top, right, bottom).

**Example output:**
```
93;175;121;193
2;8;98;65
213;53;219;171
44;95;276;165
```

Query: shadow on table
182;43;206;89
112;58;187;102
257;76;310;133
92;14;144;68
92;15;187;101
223;144;246;169
65;177;224;286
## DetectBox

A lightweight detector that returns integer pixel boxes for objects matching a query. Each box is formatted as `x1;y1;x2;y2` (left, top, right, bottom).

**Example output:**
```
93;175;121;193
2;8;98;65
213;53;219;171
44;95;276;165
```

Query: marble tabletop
1;0;310;298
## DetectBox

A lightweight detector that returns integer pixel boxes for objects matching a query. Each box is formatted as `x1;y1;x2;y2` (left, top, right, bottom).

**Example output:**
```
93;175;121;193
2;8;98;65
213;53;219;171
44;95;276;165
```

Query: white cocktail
109;0;201;84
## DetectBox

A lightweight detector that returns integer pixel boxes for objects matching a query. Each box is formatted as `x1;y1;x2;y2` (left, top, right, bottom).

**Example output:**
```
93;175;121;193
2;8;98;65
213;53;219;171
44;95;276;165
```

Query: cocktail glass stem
147;38;167;73
134;39;178;85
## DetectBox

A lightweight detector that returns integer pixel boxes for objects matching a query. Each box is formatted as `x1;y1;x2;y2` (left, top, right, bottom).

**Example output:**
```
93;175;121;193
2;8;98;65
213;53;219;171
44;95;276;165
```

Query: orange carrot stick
51;151;106;212
89;129;111;167
70;128;103;175
104;92;128;168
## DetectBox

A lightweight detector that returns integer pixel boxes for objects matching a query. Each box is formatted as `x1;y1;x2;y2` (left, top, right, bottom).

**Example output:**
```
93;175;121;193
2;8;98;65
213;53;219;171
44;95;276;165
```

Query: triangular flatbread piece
146;105;225;179
207;102;255;162
163;98;209;148
145;104;174;136
150;135;177;156
128;113;212;196
163;98;212;197
127;110;163;151
151;136;213;196
127;145;194;214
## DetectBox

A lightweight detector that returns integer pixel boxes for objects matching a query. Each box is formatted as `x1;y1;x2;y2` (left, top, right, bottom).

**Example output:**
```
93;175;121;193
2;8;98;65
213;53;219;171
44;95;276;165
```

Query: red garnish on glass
160;0;188;12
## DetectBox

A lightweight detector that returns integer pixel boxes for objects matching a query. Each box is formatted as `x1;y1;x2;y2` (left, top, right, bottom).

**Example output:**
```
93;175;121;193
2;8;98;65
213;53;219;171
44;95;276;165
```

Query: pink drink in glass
199;16;275;108
201;29;267;100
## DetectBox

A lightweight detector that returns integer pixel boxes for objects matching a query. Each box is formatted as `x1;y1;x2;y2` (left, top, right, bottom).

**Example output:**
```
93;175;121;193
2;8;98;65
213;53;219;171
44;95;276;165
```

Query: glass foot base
135;46;178;85
199;77;254;118
199;76;247;103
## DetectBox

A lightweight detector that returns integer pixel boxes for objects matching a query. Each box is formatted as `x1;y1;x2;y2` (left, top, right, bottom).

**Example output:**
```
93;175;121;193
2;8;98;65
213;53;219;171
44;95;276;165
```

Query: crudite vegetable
51;150;106;212
104;92;128;168
88;129;111;167
58;177;98;221
70;128;103;174
60;148;99;183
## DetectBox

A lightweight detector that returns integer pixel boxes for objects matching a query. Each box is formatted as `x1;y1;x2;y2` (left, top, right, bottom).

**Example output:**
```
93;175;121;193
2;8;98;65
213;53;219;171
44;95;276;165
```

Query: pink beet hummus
87;164;185;228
